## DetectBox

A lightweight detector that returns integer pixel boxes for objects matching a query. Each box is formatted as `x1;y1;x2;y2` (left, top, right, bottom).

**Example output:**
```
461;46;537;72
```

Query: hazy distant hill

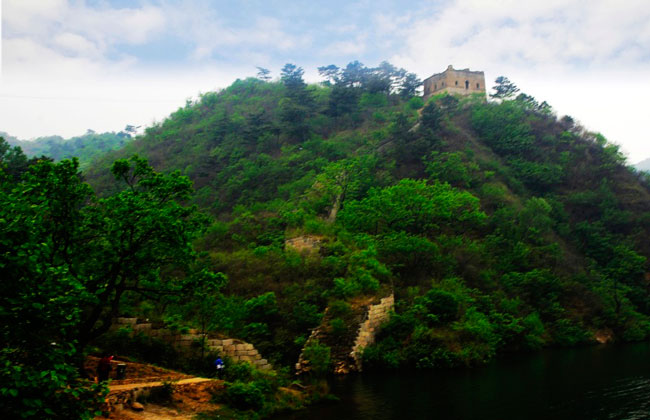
635;157;650;172
2;129;133;169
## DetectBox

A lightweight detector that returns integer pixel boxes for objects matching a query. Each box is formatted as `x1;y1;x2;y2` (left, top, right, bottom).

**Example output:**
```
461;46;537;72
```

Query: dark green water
279;343;650;420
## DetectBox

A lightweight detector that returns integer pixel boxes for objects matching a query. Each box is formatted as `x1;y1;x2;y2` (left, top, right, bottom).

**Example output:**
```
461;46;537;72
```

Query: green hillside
86;63;650;368
4;62;650;418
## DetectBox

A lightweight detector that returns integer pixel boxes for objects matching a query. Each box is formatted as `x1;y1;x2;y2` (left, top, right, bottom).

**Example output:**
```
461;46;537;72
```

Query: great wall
112;317;272;370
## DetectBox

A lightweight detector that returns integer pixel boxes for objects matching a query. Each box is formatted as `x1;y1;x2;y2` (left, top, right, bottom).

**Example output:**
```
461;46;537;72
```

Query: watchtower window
465;80;469;89
434;83;437;90
476;83;480;89
455;81;458;86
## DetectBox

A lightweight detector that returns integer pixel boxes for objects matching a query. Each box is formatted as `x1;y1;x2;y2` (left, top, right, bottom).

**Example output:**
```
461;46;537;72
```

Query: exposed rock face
112;319;271;370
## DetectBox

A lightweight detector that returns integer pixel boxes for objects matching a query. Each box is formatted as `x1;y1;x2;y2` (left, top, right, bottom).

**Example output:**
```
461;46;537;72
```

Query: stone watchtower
423;65;486;98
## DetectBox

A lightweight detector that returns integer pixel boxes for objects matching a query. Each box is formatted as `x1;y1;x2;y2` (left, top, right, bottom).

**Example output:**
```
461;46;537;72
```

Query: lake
278;342;650;419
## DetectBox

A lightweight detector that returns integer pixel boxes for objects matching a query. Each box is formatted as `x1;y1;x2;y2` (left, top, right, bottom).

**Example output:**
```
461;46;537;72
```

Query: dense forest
2;61;650;418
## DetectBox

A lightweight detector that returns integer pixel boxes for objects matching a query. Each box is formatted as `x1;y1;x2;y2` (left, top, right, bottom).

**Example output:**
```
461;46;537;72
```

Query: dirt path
109;377;215;392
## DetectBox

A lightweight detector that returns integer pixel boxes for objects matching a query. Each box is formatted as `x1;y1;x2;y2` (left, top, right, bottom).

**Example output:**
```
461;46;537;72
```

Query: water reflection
277;343;650;420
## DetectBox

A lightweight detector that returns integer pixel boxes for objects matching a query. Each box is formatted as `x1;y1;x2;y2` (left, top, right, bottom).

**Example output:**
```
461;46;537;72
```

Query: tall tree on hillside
317;64;341;85
399;72;423;98
280;63;312;141
0;136;29;179
490;76;520;100
280;63;307;98
0;156;214;418
340;60;367;88
256;66;272;81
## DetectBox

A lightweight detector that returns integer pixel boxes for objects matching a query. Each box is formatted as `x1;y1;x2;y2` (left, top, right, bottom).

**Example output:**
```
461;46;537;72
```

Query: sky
2;0;650;163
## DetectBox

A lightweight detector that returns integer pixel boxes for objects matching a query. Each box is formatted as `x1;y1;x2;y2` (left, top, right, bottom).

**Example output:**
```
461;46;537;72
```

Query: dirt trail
109;377;215;392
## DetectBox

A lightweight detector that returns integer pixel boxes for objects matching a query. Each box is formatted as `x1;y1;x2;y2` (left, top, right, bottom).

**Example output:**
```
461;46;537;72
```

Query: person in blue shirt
214;358;225;378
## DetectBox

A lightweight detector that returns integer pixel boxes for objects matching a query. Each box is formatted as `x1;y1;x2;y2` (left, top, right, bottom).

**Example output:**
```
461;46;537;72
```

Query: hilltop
84;62;650;369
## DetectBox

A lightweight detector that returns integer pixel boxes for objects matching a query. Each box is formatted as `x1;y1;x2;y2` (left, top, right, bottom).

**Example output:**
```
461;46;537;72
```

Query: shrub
329;300;351;318
422;289;459;322
329;318;347;337
301;340;331;377
226;380;264;410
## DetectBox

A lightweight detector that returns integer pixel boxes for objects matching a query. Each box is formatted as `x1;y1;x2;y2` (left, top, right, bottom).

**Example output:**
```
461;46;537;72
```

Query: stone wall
113;318;271;370
285;235;323;254
349;294;394;371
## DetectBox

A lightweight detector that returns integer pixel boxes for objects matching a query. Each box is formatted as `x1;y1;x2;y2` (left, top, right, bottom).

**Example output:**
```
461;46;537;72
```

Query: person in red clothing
97;355;114;382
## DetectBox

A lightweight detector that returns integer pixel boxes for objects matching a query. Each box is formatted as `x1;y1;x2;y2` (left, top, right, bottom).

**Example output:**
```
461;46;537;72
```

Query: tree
280;63;307;98
279;63;312;140
1;159;103;418
317;64;341;85
490;76;520;100
399;72;422;98
420;102;443;131
340;60;367;88
124;124;140;135
78;156;208;346
339;179;486;236
255;66;271;81
172;268;227;358
0;136;29;179
0;156;212;418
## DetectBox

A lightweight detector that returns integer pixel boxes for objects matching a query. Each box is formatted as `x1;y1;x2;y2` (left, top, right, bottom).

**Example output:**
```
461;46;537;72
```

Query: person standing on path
97;355;114;382
214;358;225;379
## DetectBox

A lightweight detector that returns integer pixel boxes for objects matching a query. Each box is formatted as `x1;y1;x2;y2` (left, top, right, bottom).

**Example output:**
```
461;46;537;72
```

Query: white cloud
391;0;650;74
322;36;367;56
163;3;311;61
53;32;102;58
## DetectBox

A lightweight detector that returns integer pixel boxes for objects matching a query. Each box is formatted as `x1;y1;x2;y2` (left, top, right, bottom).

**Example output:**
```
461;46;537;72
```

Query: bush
223;360;254;382
301;340;331;377
551;319;590;346
226;380;265;410
329;300;351;318
329;318;347;337
422;289;459;322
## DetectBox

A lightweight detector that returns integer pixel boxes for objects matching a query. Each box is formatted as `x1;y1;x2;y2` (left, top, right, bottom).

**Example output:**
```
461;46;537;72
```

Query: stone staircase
296;293;394;374
349;294;394;370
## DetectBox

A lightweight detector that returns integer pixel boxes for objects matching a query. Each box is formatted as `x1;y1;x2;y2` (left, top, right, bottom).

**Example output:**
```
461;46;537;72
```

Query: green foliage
0;136;31;179
421;289;459;323
490;76;520;100
226;381;265;410
339;179;485;235
0;156;215;417
329;318;347;337
301;340;331;377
